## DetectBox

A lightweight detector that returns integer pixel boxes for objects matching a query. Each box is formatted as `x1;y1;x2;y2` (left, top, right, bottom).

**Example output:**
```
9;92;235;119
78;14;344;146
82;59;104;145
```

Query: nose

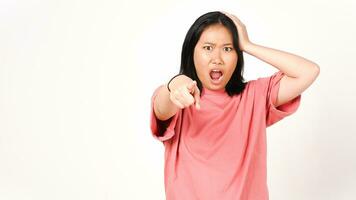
212;59;222;65
211;50;223;65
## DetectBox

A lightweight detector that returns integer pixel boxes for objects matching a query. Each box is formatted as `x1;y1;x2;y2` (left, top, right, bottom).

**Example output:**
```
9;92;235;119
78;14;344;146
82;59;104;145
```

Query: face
193;23;238;91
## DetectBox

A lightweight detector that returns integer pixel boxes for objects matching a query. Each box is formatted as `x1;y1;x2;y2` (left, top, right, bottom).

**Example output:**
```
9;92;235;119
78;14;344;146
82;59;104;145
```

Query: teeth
212;69;222;73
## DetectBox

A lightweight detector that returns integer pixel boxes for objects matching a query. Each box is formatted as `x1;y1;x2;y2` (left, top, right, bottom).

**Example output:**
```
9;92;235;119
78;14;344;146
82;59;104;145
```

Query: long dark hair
179;11;246;97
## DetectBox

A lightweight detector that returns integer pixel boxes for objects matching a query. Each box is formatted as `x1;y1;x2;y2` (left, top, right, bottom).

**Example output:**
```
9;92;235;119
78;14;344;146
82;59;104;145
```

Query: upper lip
209;68;224;75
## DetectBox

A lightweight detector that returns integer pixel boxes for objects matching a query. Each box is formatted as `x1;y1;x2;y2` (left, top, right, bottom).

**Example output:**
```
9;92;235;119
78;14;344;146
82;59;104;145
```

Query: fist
169;80;201;110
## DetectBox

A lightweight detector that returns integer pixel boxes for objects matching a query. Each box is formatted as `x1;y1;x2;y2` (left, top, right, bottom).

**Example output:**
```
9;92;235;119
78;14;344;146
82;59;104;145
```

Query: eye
224;47;233;52
203;46;213;51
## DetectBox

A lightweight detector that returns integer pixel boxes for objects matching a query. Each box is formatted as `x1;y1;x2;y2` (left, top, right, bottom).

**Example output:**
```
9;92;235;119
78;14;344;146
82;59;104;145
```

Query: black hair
179;11;246;97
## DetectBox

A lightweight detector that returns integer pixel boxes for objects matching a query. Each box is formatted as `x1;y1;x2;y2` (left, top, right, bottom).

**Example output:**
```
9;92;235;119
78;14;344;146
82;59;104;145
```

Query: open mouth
209;69;223;81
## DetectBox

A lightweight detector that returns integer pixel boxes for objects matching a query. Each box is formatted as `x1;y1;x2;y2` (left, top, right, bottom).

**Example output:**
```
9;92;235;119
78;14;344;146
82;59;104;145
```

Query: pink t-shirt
150;71;301;200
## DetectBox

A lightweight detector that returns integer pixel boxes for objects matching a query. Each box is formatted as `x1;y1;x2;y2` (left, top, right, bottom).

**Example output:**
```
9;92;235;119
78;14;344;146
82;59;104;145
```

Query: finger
173;86;193;108
230;14;244;24
193;85;201;110
223;11;236;20
181;87;195;106
174;100;185;109
187;81;196;93
222;11;243;24
172;88;192;107
170;93;185;109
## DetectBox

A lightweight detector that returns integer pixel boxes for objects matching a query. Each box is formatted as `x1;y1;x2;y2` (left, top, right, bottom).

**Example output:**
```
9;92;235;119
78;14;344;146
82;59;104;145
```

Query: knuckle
182;99;189;106
169;93;176;100
172;90;180;96
189;97;195;104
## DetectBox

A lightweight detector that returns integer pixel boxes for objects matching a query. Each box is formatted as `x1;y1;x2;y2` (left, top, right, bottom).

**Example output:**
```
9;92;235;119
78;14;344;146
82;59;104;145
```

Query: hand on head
220;11;251;51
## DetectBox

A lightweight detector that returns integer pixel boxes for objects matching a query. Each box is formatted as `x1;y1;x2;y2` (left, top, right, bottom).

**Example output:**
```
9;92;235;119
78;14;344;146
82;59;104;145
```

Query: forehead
198;24;233;45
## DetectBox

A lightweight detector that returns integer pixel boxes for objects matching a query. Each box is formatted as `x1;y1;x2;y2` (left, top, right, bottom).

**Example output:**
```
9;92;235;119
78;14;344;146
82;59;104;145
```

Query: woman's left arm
244;42;320;107
222;11;320;107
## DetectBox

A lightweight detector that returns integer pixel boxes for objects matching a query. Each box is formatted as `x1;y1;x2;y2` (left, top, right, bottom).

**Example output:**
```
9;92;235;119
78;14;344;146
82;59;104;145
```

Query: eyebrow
203;42;233;46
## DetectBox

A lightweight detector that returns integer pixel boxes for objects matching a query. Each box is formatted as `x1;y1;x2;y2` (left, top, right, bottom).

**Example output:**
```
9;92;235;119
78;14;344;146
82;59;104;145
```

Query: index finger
193;84;201;110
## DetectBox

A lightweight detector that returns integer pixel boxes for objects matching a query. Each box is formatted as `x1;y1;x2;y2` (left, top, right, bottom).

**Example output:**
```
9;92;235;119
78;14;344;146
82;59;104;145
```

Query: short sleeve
150;85;181;142
256;71;302;127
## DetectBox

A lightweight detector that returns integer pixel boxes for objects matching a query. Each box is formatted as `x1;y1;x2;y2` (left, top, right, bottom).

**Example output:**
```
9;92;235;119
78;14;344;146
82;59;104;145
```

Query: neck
201;87;226;95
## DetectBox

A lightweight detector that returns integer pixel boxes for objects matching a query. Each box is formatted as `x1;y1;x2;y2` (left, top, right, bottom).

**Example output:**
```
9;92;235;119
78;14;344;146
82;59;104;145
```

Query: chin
208;85;226;90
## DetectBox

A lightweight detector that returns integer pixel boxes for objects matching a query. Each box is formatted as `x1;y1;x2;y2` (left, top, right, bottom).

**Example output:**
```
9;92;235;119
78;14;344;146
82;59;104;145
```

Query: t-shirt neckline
201;87;227;96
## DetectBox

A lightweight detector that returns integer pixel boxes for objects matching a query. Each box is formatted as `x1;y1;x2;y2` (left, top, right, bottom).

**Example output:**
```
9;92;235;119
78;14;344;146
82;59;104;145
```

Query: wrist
167;74;185;92
243;41;256;54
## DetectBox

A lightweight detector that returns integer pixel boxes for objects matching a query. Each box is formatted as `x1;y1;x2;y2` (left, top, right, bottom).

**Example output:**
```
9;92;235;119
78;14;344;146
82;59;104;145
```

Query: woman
150;11;319;200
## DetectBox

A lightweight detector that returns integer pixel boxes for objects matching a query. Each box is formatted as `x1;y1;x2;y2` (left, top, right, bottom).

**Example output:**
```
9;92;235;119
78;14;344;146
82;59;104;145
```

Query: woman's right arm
153;75;199;121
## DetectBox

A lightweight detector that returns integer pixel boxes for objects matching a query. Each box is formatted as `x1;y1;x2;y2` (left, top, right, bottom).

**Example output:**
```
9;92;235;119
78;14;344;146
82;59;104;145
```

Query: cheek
193;50;200;66
225;55;238;74
193;62;208;81
224;53;238;62
195;65;205;78
194;53;209;75
194;51;208;64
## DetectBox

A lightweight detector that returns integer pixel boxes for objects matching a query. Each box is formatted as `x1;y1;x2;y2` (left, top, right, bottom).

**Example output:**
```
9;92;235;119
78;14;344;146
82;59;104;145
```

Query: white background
1;0;355;199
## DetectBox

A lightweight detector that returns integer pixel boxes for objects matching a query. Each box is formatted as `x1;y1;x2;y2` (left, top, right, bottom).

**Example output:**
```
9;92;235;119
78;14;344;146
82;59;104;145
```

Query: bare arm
153;83;180;121
221;11;320;107
244;42;320;107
